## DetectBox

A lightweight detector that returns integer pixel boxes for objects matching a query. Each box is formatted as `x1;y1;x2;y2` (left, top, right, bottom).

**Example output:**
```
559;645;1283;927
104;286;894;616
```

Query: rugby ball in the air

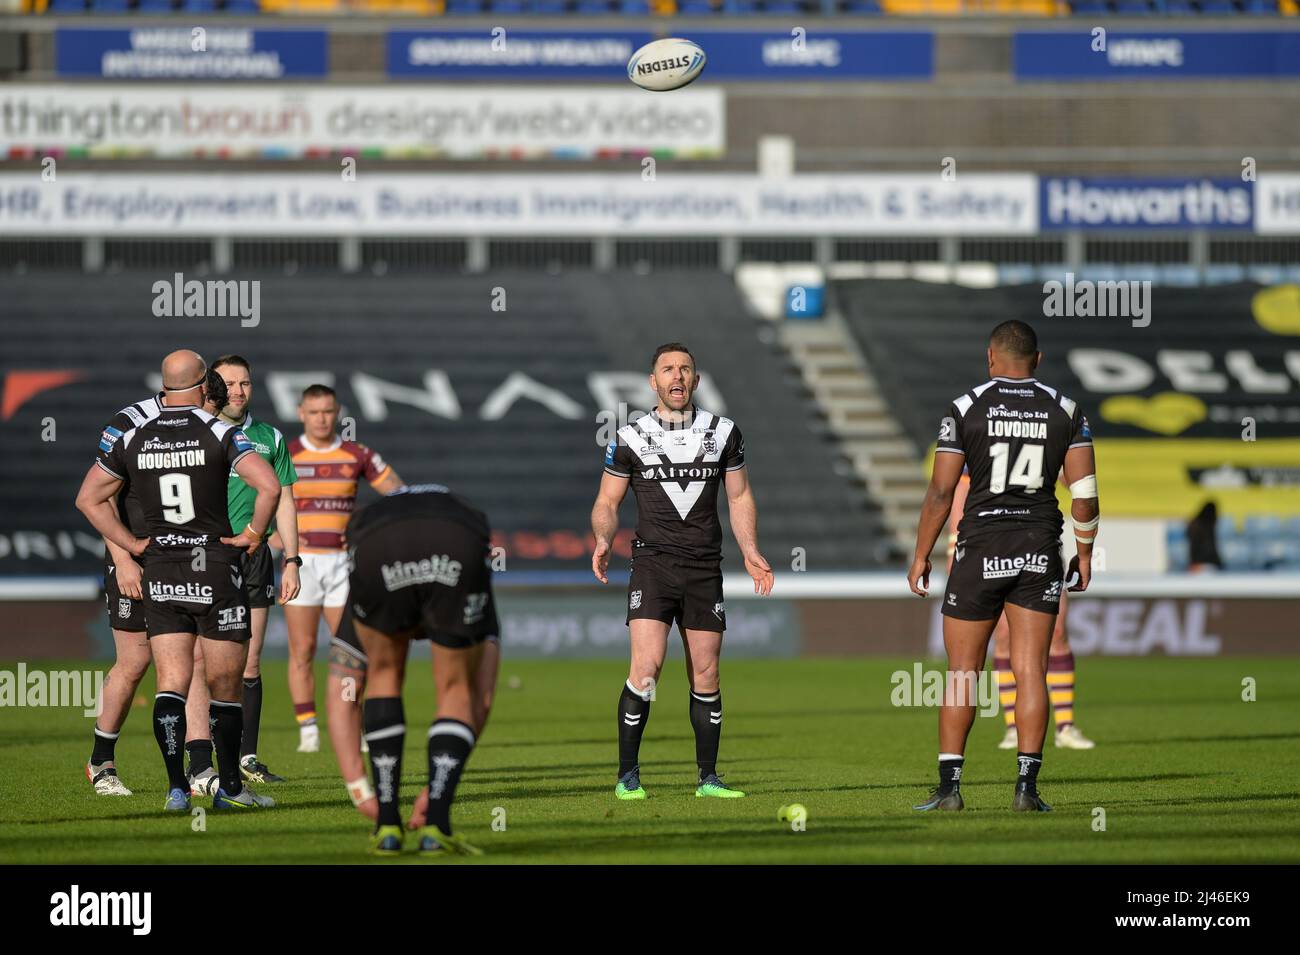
628;38;707;92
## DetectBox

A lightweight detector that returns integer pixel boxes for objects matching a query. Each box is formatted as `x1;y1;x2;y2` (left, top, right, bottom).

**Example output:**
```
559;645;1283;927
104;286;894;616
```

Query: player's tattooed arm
590;471;629;584
909;450;966;597
725;466;773;596
75;465;146;556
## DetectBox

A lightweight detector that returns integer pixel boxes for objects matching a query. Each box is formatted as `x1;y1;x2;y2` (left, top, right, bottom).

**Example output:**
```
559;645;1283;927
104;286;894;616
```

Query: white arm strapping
1074;515;1100;532
1069;474;1098;499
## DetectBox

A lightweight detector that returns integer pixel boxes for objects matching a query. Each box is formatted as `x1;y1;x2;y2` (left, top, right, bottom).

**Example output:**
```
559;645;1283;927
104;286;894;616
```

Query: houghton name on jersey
936;376;1092;539
95;404;257;565
603;409;744;565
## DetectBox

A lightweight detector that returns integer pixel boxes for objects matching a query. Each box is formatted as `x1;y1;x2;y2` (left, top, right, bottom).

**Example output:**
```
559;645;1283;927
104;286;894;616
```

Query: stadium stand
0;271;893;579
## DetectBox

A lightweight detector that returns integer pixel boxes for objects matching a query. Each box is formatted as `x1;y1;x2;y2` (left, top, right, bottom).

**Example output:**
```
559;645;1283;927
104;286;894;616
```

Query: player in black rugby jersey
76;350;282;813
591;342;774;801
84;389;166;797
344;483;499;857
908;321;1099;813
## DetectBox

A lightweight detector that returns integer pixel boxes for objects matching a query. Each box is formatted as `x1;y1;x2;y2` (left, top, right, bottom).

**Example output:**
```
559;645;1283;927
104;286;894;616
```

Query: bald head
161;350;206;392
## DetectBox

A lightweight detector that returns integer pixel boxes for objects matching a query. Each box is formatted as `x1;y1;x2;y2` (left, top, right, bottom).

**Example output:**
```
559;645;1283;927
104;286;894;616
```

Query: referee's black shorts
241;545;276;610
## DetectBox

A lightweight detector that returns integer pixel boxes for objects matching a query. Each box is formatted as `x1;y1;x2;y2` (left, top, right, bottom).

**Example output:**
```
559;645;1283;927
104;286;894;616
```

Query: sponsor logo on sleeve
99;426;123;453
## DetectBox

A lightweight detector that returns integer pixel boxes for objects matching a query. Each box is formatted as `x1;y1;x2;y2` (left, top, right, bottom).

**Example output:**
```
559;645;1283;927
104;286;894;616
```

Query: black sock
186;739;214;776
689;688;722;781
153;693;188;791
1017;751;1043;789
426;718;476;835
364;696;405;829
617;680;652;778
210;700;244;795
240;676;262;759
939;754;965;791
90;726;118;766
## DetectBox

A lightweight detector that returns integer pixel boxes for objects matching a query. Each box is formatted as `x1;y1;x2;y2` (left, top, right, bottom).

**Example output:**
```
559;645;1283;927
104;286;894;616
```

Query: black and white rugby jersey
603;408;745;565
936;376;1092;538
96;393;164;538
95;403;256;564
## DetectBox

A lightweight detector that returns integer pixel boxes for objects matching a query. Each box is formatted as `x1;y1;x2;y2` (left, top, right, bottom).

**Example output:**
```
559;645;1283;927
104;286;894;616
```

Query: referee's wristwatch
284;555;303;568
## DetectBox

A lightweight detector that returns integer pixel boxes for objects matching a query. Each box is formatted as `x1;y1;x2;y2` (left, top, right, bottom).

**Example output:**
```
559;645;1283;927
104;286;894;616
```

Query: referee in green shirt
184;355;302;791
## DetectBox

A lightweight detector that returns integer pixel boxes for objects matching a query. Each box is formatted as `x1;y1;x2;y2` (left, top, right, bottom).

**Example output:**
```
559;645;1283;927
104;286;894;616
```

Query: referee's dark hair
301;383;337;403
212;354;251;375
651;342;694;371
989;320;1038;360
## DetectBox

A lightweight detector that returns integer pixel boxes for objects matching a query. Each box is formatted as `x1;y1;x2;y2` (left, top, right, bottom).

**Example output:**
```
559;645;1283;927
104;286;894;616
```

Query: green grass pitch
2;657;1298;864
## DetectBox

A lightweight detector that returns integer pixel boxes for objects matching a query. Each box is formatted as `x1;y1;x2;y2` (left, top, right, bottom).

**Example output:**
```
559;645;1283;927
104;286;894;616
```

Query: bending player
328;604;499;826
346;483;499;856
909;321;1099;813
947;471;1094;750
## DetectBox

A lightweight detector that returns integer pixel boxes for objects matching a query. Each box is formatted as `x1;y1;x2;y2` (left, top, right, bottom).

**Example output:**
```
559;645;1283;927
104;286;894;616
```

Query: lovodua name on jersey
987;420;1047;439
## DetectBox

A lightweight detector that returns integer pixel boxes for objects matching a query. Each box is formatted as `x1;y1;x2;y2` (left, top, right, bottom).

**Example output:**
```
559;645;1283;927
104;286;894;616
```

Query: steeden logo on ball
628;38;707;92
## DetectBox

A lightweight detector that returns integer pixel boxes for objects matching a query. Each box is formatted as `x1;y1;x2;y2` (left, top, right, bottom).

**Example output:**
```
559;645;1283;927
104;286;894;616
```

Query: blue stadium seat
46;0;87;10
763;0;804;12
1204;265;1246;284
1113;0;1156;13
1158;265;1202;286
1216;514;1239;539
221;0;261;11
617;0;650;11
677;0;719;13
1242;0;1278;12
136;0;178;10
532;0;571;12
1070;0;1110;13
493;0;529;11
181;0;219;11
574;0;612;11
1197;0;1239;12
1160;0;1196;11
444;0;485;11
1243;515;1284;539
88;0;131;10
1220;537;1253;571
841;0;883;11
